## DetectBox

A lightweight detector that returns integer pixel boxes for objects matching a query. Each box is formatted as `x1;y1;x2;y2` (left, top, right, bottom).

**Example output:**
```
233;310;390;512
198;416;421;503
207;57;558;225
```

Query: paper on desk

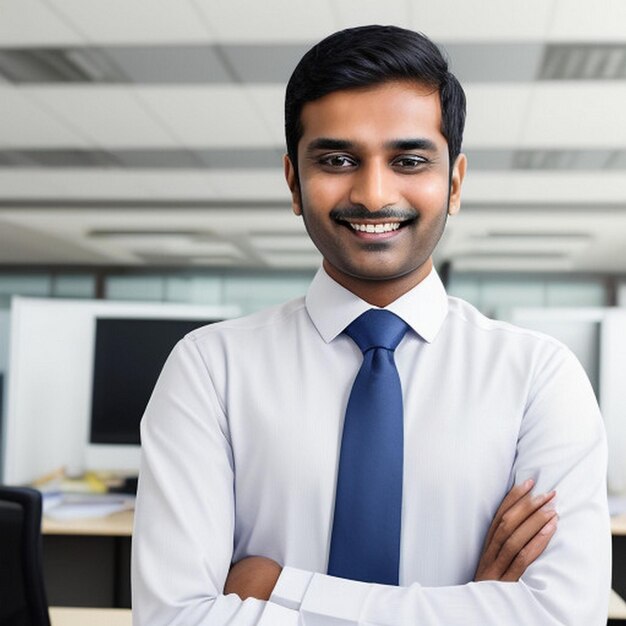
43;492;135;520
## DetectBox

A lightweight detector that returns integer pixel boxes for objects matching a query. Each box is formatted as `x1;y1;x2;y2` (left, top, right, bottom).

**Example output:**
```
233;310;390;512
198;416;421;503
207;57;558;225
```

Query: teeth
349;222;401;233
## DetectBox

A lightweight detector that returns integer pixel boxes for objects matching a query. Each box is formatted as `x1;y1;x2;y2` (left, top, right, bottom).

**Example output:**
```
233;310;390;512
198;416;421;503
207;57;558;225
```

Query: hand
474;479;558;582
224;556;283;601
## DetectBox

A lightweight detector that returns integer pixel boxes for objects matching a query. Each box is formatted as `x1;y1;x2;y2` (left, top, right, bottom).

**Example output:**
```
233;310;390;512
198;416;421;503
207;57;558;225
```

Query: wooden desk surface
42;509;134;536
42;509;626;538
49;607;131;626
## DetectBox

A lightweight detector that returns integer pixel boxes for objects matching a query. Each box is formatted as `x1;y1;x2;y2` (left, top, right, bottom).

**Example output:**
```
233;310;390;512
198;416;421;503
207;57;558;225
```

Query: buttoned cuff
270;566;314;610
300;574;372;623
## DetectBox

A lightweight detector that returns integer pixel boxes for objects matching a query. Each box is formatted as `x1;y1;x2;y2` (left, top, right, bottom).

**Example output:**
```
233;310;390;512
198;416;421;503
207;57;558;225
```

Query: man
132;26;610;624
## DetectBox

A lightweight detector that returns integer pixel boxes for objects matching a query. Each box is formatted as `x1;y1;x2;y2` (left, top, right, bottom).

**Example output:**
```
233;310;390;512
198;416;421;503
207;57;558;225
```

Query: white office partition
3;297;239;485
510;307;626;495
601;310;626;494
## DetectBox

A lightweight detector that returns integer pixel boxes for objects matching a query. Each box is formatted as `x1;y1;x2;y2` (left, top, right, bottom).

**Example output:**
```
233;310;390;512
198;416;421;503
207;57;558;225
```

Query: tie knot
344;309;409;353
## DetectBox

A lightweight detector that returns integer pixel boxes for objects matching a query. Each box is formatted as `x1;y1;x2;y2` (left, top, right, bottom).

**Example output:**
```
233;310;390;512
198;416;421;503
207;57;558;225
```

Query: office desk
41;510;626;618
42;509;133;537
42;510;133;608
49;607;131;626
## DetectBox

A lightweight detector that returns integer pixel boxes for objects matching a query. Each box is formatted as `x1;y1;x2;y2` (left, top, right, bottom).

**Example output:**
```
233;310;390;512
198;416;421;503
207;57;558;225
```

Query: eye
392;155;429;170
318;154;357;169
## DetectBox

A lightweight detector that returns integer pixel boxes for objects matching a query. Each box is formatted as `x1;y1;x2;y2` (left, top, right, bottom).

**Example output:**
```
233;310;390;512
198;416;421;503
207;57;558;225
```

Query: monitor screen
89;317;216;446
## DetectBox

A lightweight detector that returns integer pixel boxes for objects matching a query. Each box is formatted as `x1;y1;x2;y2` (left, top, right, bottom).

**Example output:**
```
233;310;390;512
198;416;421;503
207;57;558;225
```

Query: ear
283;154;302;216
448;153;467;216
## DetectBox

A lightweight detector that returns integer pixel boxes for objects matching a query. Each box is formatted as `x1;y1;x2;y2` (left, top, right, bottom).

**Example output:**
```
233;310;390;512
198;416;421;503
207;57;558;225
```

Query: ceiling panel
221;44;308;84
23;86;179;147
130;171;218;199
462;85;532;148
463;171;626;204
204;170;288;200
245;86;287;146
102;45;233;83
407;0;554;42
522;83;626;148
550;0;626;42
332;0;410;30
0;0;84;47
0;171;71;198
47;0;210;44
0;87;92;148
193;0;337;42
134;87;277;147
445;44;543;83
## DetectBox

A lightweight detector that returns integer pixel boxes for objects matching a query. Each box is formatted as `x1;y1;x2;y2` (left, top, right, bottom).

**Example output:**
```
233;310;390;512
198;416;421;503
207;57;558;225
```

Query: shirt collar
305;265;449;344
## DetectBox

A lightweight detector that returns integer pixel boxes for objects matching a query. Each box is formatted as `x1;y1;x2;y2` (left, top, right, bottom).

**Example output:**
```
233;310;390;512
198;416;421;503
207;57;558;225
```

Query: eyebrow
386;138;438;152
305;137;439;154
305;138;353;153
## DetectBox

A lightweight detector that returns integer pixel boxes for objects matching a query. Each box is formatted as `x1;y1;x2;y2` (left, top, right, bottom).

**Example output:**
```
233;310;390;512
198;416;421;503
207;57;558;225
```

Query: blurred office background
1;0;626;470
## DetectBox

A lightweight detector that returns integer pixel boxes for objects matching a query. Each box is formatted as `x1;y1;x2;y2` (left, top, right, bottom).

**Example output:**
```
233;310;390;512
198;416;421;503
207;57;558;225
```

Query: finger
501;515;558;582
493;507;558;575
489;489;556;556
481;490;556;578
484;479;535;547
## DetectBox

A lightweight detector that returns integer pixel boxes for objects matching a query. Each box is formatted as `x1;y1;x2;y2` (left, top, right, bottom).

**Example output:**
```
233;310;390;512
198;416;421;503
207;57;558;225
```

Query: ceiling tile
193;0;336;42
47;0;210;44
550;0;626;42
135;86;276;147
408;0;554;42
204;170;288;200
0;87;92;148
23;86;179;147
0;0;84;47
221;44;309;83
445;44;544;83
462;85;532;148
463;171;626;204
0;169;157;199
0;171;70;197
332;1;410;29
250;234;316;251
136;171;218;199
263;251;322;268
522;83;626;148
103;45;233;83
245;86;286;146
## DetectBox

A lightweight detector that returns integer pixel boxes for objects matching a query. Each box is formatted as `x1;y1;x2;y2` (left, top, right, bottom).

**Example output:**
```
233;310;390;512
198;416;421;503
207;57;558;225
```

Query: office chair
0;486;51;626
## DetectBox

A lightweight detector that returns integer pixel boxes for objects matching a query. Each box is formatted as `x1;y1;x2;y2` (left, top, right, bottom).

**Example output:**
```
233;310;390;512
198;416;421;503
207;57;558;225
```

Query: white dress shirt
132;267;610;625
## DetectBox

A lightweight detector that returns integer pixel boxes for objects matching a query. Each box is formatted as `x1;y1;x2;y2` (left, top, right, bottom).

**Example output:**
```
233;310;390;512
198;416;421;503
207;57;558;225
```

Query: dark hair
285;25;466;179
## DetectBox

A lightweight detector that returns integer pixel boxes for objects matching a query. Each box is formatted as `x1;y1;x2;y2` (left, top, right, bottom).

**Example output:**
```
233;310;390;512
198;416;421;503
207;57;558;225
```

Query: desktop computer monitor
85;317;218;473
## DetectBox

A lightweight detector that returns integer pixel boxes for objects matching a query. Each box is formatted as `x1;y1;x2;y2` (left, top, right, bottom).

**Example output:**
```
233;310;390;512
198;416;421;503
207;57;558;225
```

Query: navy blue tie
328;309;409;585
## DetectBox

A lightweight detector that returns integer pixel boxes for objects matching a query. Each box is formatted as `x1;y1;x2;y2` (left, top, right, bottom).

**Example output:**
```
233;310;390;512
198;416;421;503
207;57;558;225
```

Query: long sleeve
269;346;611;625
131;338;300;625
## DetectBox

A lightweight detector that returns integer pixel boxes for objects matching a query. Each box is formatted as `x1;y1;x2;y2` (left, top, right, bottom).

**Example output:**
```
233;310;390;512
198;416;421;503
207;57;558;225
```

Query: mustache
329;206;418;221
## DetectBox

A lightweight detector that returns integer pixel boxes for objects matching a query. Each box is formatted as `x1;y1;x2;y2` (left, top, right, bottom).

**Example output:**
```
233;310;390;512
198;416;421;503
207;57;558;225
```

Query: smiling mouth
336;217;415;234
348;222;401;233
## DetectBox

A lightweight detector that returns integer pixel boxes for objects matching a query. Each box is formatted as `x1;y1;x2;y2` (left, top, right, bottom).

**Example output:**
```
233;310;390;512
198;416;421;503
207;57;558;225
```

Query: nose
349;159;400;212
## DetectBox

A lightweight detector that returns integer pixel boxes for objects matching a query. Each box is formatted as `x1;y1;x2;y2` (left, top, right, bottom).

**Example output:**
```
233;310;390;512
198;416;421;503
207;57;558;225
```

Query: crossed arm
225;480;558;600
132;338;611;625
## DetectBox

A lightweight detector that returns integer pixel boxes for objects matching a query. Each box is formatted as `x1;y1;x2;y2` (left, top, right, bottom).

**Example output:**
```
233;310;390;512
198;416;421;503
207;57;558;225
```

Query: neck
323;259;433;308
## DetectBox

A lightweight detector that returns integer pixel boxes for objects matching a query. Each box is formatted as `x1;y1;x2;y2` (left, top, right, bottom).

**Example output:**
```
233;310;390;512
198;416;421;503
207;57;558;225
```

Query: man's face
284;80;466;302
